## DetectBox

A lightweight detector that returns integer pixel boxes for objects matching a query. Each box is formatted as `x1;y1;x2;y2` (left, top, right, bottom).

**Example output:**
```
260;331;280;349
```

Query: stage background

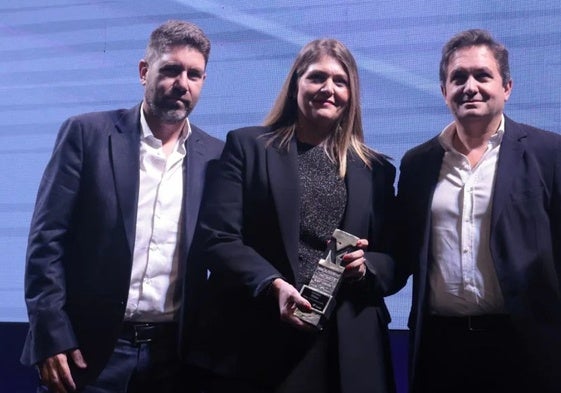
1;1;560;391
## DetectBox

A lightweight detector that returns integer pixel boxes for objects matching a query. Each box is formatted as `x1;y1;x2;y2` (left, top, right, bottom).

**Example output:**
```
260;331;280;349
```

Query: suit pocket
510;185;543;202
501;185;548;253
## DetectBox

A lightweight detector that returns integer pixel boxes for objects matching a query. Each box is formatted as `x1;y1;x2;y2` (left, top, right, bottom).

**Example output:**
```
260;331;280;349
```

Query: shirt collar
438;114;505;152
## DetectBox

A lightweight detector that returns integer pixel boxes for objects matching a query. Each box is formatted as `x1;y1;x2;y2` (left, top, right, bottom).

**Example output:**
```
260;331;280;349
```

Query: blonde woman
188;39;396;393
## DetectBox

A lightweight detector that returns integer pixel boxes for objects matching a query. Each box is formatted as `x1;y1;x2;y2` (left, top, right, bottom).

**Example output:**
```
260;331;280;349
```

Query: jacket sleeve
363;158;397;296
194;130;282;297
22;117;84;366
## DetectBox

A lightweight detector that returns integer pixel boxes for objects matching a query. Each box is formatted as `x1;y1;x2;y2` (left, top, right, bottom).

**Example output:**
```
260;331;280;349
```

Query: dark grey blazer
20;104;223;386
396;116;561;392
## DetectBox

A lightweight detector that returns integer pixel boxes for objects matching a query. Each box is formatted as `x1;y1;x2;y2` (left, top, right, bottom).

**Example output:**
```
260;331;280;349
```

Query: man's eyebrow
449;66;493;77
448;68;466;78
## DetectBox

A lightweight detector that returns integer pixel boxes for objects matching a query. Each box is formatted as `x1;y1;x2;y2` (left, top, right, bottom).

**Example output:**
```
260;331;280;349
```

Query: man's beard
157;107;189;124
148;97;191;124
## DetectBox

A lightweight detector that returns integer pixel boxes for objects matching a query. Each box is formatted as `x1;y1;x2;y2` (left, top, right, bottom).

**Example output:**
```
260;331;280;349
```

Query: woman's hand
341;238;368;281
269;278;314;330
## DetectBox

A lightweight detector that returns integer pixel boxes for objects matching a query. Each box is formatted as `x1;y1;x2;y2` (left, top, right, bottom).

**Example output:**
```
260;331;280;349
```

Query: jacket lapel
182;127;207;264
418;138;445;218
110;105;141;254
267;137;300;276
491;116;527;229
341;157;370;235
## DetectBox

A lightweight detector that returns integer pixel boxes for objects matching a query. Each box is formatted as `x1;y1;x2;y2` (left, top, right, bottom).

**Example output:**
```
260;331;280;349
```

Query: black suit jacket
188;126;397;393
20;104;223;385
396;116;561;392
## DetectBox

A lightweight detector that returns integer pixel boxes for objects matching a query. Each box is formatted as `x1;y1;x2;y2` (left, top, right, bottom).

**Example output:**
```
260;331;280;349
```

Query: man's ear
503;79;513;102
139;59;148;86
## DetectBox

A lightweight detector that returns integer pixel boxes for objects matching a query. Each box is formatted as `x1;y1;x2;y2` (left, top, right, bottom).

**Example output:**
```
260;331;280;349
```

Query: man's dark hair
439;29;510;87
145;20;211;65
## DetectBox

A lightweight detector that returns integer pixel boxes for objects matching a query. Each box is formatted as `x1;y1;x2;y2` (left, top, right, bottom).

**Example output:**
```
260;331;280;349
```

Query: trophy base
294;284;335;330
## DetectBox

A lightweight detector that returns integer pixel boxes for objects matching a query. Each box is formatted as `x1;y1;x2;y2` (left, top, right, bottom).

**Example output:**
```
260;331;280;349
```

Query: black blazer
188;126;397;393
20;104;223;385
396;116;561;392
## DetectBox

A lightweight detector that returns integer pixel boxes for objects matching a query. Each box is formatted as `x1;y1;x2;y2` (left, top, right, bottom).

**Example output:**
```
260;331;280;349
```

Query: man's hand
38;349;87;393
269;278;314;330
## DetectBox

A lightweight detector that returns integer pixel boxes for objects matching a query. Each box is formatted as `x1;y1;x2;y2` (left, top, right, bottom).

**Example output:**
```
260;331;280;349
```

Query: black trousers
415;315;531;393
205;323;340;393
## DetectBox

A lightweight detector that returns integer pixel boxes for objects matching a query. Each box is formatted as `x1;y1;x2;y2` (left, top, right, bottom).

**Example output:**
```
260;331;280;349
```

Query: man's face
139;46;206;124
442;45;512;126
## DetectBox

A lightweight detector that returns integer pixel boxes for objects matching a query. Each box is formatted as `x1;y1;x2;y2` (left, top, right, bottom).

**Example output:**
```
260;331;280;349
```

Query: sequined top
296;141;347;289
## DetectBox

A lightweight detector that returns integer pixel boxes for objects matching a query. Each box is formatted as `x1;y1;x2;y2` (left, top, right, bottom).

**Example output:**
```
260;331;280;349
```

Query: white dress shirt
429;117;506;316
124;108;190;322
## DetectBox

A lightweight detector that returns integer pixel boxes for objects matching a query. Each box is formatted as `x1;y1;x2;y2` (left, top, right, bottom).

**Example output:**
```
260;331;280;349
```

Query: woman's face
296;55;350;136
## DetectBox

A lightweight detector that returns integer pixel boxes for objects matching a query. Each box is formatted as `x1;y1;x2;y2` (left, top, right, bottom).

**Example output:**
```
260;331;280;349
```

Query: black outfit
187;126;397;393
416;315;526;393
